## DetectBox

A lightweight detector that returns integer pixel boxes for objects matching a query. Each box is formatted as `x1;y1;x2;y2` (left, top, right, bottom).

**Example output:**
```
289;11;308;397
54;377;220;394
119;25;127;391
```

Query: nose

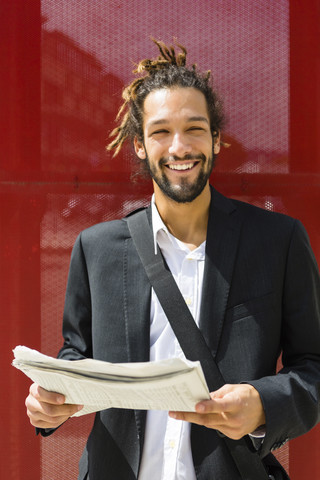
168;133;192;158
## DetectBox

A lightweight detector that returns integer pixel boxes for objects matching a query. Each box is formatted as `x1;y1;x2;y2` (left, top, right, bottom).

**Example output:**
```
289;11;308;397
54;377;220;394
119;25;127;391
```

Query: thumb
210;384;234;399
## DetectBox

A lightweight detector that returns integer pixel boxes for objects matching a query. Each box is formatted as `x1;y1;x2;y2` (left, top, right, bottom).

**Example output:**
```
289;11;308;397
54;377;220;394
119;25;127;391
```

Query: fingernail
169;412;177;419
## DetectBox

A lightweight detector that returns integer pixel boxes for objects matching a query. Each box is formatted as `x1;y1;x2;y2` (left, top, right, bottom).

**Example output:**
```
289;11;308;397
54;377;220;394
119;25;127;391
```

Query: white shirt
138;198;206;480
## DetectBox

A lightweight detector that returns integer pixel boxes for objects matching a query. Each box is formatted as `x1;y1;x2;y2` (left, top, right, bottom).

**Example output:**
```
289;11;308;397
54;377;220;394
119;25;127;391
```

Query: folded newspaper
12;346;210;416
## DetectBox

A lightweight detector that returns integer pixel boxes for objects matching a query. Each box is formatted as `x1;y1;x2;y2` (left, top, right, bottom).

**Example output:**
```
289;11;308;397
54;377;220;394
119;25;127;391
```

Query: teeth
168;163;194;171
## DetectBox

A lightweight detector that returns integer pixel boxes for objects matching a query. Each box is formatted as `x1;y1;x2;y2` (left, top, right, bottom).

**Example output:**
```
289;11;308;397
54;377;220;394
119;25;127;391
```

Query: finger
29;383;65;405
27;410;70;428
193;397;231;415
26;385;83;418
169;410;245;438
27;394;82;417
195;399;221;414
27;418;67;430
196;389;243;414
210;384;235;399
169;410;222;426
26;395;83;428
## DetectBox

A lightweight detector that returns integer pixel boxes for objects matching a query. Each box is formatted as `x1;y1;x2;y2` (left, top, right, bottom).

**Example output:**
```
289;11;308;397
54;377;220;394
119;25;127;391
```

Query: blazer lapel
199;188;243;357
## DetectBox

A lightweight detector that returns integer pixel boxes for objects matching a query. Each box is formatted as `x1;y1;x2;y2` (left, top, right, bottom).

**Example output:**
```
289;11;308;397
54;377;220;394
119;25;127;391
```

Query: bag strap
127;209;269;480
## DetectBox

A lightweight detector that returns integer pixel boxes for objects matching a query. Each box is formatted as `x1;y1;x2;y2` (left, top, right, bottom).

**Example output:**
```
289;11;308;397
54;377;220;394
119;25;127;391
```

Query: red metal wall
1;1;319;478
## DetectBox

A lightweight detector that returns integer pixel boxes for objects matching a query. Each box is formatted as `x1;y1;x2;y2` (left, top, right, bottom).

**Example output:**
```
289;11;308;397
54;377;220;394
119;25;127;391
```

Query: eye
152;129;169;135
149;129;170;138
187;126;205;132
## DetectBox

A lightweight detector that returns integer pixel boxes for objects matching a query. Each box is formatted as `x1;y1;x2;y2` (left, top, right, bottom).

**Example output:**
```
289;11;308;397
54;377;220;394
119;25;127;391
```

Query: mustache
159;154;206;166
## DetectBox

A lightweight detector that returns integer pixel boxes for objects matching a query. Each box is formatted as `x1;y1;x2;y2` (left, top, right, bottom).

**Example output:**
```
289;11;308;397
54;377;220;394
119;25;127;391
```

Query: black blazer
56;188;320;479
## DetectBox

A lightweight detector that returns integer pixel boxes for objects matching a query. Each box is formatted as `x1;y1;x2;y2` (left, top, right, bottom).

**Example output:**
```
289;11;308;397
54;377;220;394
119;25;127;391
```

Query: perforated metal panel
2;1;320;478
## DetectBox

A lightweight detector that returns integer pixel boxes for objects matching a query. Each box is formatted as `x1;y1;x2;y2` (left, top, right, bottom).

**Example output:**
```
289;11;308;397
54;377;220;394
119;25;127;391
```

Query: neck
153;183;211;250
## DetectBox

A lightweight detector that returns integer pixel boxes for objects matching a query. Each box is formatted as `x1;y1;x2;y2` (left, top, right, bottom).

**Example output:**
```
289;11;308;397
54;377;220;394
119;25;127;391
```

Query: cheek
194;136;212;152
145;144;165;163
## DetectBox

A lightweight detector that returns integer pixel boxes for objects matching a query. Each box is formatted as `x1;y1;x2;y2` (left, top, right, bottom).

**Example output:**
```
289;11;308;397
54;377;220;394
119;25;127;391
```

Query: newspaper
12;346;210;416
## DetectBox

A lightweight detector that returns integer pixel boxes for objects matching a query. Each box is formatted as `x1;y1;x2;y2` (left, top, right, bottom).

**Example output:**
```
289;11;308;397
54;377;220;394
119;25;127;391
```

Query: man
25;40;320;479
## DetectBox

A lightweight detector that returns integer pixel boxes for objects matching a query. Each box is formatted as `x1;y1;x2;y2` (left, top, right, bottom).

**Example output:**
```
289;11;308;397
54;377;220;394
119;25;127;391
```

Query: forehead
142;87;210;127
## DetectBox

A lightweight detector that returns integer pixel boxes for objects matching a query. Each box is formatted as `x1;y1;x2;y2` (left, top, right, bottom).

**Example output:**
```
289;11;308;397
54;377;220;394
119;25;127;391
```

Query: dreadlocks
107;38;225;157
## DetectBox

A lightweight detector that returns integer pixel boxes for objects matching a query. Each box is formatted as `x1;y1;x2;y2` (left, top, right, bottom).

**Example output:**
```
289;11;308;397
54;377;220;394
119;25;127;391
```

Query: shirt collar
151;195;206;259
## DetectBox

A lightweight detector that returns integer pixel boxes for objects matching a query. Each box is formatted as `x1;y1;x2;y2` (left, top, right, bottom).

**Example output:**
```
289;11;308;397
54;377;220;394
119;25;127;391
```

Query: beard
145;152;214;203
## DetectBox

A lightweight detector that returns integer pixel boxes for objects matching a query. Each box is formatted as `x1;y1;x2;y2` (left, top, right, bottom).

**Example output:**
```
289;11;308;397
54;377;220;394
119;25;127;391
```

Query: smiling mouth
166;162;198;171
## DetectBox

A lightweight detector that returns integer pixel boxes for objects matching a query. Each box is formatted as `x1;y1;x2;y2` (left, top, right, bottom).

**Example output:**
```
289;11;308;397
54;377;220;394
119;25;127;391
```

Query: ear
213;131;221;155
134;137;146;159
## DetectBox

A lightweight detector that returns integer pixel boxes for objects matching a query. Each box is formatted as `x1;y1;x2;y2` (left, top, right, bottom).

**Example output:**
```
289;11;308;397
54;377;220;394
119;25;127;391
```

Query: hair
107;38;226;158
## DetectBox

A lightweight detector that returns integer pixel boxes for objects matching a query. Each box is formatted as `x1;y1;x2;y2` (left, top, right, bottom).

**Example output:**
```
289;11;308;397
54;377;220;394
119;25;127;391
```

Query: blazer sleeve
58;231;93;361
250;219;320;457
36;233;93;438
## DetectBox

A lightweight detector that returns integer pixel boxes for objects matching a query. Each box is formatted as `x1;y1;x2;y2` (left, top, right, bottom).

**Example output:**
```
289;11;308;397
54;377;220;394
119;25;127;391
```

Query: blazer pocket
226;292;276;322
218;292;280;381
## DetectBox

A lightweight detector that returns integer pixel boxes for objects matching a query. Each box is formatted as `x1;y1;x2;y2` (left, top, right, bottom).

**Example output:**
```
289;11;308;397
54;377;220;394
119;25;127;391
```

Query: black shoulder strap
127;209;269;480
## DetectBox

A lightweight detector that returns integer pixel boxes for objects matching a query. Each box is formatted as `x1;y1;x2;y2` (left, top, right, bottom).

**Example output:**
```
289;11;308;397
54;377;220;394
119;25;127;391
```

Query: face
134;87;220;203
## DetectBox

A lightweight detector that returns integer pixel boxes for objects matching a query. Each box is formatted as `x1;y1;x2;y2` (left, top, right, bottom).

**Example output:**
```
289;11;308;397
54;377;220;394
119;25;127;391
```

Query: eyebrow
187;116;209;124
146;116;209;128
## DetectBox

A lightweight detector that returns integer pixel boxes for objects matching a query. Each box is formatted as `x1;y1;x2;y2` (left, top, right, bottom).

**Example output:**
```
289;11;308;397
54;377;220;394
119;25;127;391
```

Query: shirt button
169;440;176;449
185;297;192;306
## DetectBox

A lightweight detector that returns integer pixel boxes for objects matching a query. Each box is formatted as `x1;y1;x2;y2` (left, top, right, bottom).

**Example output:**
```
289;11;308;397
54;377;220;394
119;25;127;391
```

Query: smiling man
135;87;217;205
25;40;320;480
134;86;220;249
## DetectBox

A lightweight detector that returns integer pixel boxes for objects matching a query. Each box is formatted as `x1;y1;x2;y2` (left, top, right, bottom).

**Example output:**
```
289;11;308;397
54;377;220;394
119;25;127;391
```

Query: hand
169;383;265;440
25;383;83;429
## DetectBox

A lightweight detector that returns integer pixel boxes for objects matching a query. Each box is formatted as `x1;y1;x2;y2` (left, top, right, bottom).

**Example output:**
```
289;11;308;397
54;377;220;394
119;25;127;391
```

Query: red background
1;1;319;478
